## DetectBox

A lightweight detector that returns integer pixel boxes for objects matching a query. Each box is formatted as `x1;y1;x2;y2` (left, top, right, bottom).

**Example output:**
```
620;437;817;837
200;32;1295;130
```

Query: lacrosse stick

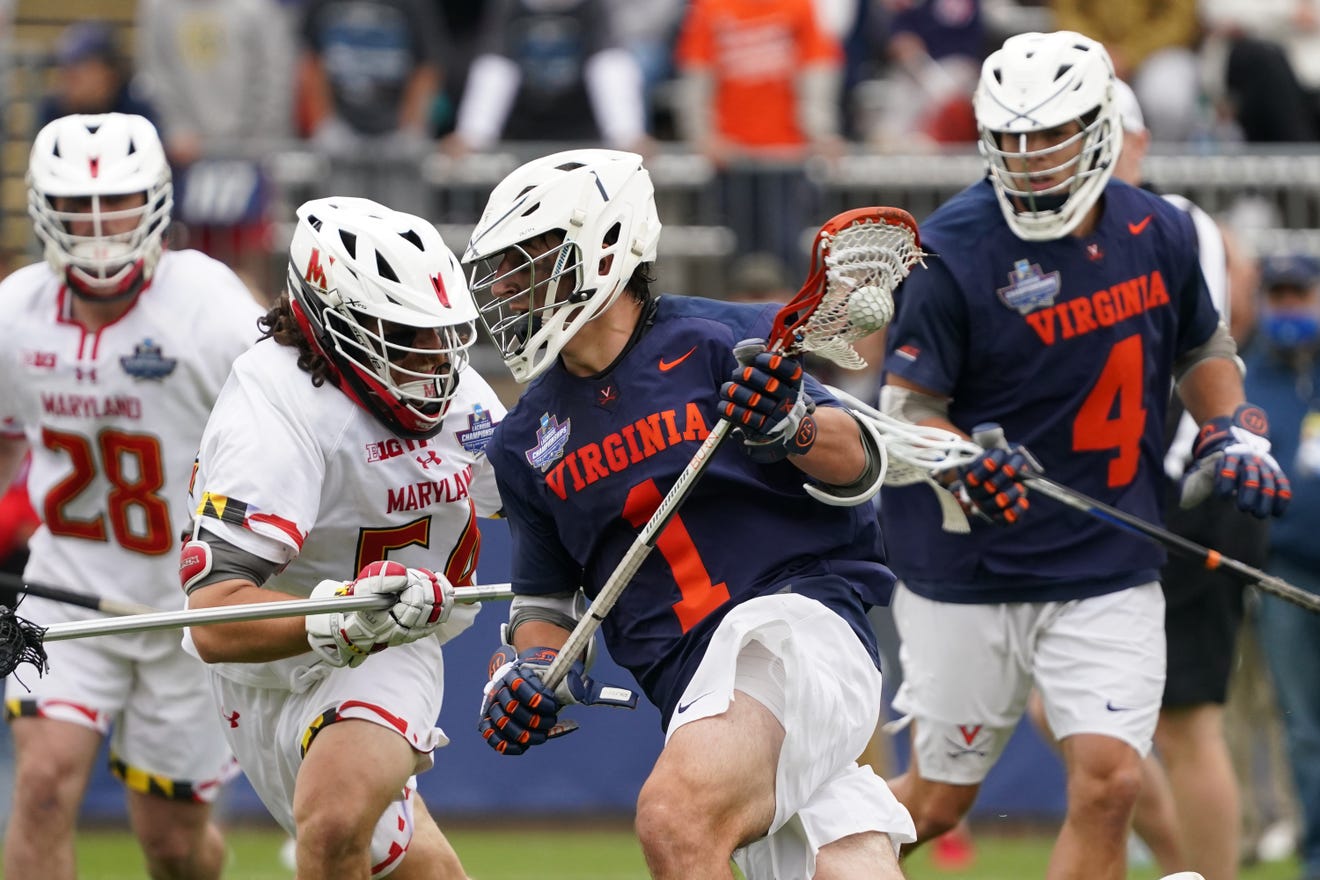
540;207;926;691
0;572;157;616
0;582;515;678
826;385;1320;615
968;428;1320;615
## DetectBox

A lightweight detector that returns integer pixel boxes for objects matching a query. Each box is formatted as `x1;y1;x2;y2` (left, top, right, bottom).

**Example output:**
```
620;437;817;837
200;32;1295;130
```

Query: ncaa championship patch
525;413;571;472
120;339;178;380
997;260;1060;315
456;405;498;453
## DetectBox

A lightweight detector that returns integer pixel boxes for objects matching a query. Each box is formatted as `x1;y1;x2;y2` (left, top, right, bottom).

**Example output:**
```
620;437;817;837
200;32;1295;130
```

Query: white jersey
187;338;506;689
0;251;263;610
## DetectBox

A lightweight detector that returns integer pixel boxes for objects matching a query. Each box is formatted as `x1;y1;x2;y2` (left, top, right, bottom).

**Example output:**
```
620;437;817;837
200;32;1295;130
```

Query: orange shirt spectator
675;0;842;150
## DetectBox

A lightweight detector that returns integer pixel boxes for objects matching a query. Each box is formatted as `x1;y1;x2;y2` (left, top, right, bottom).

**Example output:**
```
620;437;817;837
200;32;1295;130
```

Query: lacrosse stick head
769;207;925;369
0;606;48;679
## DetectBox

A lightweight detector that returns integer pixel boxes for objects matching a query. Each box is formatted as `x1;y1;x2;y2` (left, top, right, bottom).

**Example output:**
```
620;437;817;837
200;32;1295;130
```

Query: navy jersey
882;178;1221;604
487;295;894;726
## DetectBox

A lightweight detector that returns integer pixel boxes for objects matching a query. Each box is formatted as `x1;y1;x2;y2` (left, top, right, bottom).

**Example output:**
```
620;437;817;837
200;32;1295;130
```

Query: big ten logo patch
366;437;433;464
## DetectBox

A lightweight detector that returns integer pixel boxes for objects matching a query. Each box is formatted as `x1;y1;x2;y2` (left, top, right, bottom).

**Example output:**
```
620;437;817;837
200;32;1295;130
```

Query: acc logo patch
525;413;571;472
456;405;499;453
119;339;178;380
997;260;1060;315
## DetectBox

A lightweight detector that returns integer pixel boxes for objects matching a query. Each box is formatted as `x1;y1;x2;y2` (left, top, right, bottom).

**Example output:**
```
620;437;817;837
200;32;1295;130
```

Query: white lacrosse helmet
463;149;662;383
286;197;478;438
27;113;173;300
974;31;1122;241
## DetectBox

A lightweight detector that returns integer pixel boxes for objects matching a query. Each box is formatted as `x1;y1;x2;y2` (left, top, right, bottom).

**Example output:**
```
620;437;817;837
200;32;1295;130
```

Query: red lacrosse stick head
766;207;921;352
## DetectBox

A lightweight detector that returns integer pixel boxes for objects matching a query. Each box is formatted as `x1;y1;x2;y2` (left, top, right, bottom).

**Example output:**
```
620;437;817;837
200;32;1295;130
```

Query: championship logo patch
996;260;1060;315
456;405;498;453
119;339;178;380
525;413;571;472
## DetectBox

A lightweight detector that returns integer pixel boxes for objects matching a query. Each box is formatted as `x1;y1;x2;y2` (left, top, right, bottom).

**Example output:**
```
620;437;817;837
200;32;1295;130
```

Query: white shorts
209;636;449;877
892;582;1166;785
668;593;916;880
3;597;236;803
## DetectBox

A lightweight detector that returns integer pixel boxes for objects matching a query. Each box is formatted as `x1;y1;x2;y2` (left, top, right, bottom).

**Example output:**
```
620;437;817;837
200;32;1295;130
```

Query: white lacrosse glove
305;561;455;668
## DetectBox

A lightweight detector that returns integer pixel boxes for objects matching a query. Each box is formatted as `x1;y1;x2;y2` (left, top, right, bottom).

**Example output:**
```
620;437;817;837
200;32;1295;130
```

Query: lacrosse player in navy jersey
877;31;1290;880
465;149;916;879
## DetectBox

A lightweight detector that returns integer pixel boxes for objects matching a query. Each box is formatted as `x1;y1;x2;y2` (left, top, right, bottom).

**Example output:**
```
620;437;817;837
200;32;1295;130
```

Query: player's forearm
1176;356;1247;424
509;618;571;653
188;578;318;663
791;405;868;485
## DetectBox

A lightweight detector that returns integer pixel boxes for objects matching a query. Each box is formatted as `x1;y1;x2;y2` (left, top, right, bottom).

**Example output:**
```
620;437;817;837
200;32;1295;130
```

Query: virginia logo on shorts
943;723;990;759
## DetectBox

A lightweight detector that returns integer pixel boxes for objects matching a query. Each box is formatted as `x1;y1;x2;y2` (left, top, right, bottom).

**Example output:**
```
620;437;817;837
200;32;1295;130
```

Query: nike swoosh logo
676;691;712;714
659;347;697;372
1128;215;1153;235
1105;700;1137;712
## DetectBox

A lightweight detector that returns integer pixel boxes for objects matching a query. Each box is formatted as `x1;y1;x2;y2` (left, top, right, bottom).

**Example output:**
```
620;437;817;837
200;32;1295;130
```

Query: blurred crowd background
1;0;1319;327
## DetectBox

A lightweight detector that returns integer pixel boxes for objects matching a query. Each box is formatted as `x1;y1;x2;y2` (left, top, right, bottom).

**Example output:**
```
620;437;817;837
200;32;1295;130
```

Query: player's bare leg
635;691;780;879
292;718;468;880
392;795;468;880
885;729;981;848
126;790;225;879
1155;704;1240;880
1131;752;1187;873
1050;732;1144;880
1026;688;1183;872
813;829;904;879
3;716;102;880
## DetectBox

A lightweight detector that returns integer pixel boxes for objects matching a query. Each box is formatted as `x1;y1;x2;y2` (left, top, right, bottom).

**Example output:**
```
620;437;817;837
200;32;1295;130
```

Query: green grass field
47;824;1305;880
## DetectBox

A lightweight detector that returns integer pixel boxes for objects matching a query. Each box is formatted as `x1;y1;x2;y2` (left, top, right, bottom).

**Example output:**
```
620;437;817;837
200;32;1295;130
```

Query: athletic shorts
3;597;236;802
1160;484;1266;706
668;593;916;879
892;582;1165;785
208;635;448;877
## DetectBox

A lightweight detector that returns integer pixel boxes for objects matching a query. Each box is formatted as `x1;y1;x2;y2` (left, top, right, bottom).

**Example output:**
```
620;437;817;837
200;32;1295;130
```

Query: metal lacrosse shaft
40;583;514;641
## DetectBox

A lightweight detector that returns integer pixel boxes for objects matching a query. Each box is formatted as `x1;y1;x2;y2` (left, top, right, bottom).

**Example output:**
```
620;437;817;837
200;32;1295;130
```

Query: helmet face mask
27;113;172;300
464;149;662;383
974;32;1122;241
286;197;479;438
467;231;587;371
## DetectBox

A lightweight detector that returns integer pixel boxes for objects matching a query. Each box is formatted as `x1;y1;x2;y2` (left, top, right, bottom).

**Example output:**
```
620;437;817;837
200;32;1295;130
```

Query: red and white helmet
974;31;1122;240
286;197;478;438
27;113;172;299
463;149;662;383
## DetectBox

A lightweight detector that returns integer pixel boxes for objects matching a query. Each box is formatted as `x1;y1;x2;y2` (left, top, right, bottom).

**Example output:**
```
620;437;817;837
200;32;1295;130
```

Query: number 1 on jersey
623;479;730;632
1073;334;1146;488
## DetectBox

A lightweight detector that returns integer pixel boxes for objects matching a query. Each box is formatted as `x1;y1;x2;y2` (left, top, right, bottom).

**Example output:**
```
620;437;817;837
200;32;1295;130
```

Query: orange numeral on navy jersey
42;427;173;555
622;479;730;632
1073;334;1147;488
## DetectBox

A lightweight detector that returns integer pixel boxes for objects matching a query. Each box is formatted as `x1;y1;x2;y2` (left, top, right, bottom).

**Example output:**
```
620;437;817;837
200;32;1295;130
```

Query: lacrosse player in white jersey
0;113;261;880
182;197;505;879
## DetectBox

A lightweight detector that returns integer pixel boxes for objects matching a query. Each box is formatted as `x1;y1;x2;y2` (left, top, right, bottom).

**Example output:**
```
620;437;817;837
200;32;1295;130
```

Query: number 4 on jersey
1073;334;1146;488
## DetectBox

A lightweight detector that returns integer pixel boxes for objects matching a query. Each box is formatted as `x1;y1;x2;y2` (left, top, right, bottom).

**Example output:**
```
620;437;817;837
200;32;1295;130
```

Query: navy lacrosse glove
948;423;1039;525
718;339;817;463
477;645;637;756
1181;403;1291;518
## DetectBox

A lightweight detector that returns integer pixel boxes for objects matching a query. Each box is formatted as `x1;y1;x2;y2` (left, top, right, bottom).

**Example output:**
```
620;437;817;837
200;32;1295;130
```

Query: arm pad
1173;321;1242;384
805;410;887;506
880;383;951;425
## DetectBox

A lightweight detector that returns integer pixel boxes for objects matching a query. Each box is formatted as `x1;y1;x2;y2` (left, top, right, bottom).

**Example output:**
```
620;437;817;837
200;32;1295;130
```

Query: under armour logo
75;366;98;382
223;710;240;729
417;450;443;469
